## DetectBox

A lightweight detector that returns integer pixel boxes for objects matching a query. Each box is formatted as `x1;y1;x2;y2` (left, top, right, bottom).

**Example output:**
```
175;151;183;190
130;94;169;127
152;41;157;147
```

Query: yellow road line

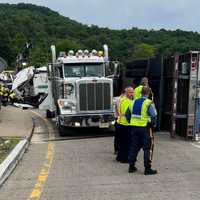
27;110;55;200
27;142;55;200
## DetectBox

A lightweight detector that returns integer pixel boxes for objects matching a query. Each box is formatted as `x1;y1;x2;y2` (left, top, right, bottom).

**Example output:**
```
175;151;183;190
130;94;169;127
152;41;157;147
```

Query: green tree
56;38;84;54
30;47;49;67
133;43;156;59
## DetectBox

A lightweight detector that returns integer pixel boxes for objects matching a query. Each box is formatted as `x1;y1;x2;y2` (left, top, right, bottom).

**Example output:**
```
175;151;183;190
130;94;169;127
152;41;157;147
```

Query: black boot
128;165;137;173
144;168;157;175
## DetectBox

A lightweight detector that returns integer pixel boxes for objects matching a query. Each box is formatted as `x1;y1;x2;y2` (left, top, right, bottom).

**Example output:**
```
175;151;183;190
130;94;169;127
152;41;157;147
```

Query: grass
0;138;20;164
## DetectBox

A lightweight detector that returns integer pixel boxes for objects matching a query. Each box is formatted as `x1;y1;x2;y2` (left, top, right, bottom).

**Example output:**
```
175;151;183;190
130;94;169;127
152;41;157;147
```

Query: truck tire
58;125;66;136
46;109;55;118
58;120;66;137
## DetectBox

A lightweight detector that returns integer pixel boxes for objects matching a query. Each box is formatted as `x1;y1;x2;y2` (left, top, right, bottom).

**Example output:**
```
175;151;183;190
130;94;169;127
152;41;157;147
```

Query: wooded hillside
1;3;200;68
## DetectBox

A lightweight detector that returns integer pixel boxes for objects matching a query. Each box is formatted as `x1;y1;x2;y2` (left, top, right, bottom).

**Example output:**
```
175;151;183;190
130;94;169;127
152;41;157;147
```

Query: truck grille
79;82;111;111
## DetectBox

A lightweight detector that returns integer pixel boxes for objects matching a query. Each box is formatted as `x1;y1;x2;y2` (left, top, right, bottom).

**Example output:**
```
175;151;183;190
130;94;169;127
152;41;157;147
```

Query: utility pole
15;42;32;73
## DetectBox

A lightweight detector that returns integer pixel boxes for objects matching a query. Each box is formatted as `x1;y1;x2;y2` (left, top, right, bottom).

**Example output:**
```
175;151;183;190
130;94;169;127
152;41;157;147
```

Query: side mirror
106;61;120;78
113;61;119;76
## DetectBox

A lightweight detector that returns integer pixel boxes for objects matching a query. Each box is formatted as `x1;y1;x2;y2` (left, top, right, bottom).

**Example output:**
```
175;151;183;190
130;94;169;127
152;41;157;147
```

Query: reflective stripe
131;114;151;121
131;114;142;118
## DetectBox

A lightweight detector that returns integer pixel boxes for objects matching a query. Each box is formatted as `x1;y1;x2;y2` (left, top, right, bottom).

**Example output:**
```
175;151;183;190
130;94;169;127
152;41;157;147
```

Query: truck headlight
58;99;65;108
58;99;76;109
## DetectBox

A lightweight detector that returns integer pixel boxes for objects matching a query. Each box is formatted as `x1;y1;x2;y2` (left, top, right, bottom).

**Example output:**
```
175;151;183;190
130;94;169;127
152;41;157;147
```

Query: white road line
191;143;200;149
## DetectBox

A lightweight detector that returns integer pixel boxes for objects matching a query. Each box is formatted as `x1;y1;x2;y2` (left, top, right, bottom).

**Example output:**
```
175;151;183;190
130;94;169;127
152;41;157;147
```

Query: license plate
99;122;109;128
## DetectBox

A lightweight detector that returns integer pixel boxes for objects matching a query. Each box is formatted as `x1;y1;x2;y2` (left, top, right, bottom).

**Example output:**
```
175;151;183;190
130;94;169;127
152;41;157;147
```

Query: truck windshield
64;63;104;77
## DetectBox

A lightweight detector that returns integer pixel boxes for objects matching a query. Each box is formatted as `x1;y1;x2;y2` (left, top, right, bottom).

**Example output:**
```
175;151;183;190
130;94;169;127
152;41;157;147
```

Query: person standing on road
126;86;157;175
114;89;125;154
134;77;150;100
116;86;134;163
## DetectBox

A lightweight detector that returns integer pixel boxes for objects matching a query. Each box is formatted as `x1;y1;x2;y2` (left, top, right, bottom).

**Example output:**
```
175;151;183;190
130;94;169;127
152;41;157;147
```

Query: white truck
41;44;115;135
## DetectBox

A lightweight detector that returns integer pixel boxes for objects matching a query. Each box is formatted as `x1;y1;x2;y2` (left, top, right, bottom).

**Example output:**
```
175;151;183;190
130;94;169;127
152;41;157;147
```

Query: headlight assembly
58;99;76;110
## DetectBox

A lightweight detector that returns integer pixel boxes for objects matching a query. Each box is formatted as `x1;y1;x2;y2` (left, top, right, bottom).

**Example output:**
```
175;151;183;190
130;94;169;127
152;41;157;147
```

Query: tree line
1;3;200;68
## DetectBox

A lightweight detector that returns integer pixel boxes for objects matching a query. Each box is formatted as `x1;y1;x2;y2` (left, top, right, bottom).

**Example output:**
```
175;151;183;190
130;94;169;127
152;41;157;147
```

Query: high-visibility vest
134;85;143;100
1;87;8;97
0;86;3;96
130;97;153;127
9;91;16;99
0;86;12;98
117;96;132;126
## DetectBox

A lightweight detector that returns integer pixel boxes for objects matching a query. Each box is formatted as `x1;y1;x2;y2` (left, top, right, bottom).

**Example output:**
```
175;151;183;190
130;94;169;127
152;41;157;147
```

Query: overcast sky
1;0;200;32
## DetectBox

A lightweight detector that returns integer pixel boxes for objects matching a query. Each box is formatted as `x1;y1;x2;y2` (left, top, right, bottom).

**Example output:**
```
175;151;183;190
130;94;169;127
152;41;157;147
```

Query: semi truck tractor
41;44;115;135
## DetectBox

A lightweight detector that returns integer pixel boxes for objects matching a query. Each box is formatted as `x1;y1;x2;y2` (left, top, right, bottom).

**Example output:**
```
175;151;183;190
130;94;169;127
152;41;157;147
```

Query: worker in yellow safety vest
134;77;152;100
8;90;17;103
125;86;158;175
0;85;3;97
116;86;134;163
114;89;125;154
0;84;17;105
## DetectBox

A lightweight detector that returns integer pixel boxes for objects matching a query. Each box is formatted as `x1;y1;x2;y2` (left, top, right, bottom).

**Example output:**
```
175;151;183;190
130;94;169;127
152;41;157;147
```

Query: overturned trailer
117;52;200;140
162;51;200;140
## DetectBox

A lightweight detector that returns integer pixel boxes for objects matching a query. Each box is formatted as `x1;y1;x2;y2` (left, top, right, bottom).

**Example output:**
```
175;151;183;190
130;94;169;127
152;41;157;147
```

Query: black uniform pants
128;126;154;169
116;124;131;161
114;121;120;153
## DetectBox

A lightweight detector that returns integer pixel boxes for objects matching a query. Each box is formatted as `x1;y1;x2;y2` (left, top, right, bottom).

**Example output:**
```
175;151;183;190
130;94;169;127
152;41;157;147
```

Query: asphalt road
1;110;200;200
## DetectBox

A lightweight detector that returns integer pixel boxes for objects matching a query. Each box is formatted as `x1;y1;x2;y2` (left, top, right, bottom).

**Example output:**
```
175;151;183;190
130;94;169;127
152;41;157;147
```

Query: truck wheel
101;125;115;135
46;110;55;118
59;125;66;136
58;121;66;137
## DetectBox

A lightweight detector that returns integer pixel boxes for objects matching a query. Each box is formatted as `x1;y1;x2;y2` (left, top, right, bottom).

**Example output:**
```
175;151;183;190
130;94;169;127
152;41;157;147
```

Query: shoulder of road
0;105;35;186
